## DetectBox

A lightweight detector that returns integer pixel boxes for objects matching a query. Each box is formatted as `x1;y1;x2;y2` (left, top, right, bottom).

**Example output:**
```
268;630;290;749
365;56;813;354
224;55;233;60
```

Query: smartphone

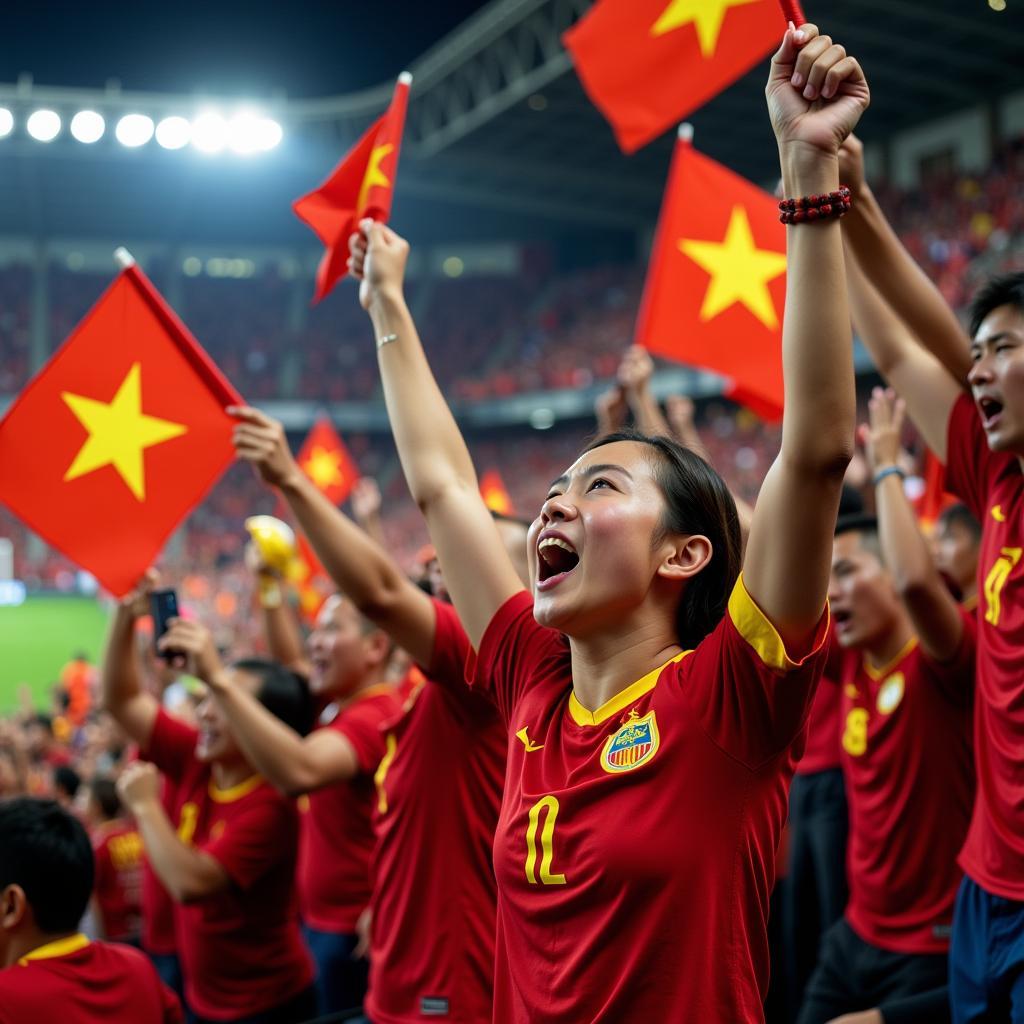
150;588;180;660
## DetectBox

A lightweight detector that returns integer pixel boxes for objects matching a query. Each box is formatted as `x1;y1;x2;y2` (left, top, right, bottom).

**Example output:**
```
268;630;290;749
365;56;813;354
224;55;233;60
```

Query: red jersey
0;934;182;1024
469;576;828;1024
838;622;975;953
796;668;842;774
141;773;177;956
366;599;505;1024
946;393;1024;899
92;819;143;941
143;709;314;1021
298;684;402;932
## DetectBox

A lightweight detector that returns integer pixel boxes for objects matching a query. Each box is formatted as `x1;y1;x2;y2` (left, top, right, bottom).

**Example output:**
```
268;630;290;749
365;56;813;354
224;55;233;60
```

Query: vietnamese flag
480;470;514;516
296;416;360;506
293;72;411;303
0;264;242;596
563;0;783;153
635;133;786;421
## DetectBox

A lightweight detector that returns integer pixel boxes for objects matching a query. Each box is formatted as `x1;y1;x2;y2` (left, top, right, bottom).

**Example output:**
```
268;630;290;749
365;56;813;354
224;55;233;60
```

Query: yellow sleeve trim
568;651;689;727
727;573;829;673
209;773;264;803
18;932;90;965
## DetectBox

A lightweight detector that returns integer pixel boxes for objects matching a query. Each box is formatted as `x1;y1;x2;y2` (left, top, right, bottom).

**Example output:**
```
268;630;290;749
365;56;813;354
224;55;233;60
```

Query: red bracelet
778;187;852;224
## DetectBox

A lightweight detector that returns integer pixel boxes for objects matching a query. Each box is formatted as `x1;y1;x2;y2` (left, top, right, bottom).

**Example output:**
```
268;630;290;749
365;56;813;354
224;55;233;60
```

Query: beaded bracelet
778;187;852;225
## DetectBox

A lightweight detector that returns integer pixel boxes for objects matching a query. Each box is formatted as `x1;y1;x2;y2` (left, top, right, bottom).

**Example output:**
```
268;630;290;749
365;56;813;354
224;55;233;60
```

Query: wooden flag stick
778;0;806;26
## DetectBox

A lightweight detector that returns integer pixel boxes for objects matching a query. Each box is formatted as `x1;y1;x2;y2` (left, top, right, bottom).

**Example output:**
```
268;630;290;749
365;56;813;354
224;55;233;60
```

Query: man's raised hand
230;406;302;490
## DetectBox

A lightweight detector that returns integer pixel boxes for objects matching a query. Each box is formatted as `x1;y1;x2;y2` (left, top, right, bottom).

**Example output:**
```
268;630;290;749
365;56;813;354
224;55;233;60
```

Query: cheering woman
350;23;868;1023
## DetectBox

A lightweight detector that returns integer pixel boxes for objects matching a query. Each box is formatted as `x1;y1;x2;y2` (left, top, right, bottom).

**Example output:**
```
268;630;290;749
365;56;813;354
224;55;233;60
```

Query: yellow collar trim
569;652;688;727
18;932;89;966
863;635;918;681
962;593;978;613
209;773;263;803
346;683;395;705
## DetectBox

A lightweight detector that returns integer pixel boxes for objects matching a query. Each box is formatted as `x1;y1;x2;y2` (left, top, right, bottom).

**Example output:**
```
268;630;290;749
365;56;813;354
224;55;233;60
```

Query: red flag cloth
295;416;361;506
0;266;242;597
635;135;786;421
480;470;514;516
915;448;957;530
563;0;783;153
293;74;411;303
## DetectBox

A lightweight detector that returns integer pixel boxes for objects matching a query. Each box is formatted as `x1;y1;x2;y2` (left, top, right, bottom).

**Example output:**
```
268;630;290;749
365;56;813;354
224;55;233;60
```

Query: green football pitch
0;596;109;712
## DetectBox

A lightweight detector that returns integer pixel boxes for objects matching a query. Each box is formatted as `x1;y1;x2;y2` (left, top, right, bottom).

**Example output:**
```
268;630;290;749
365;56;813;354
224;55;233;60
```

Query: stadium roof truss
2;0;1024;242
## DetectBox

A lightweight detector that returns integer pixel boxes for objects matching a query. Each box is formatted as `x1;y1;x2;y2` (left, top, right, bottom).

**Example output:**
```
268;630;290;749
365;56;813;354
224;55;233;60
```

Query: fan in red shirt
230;409;524;1023
101;575;317;1024
0;797;181;1024
82;777;143;944
839;131;1024;1020
171;583;403;1019
796;386;975;1023
347;23;869;1020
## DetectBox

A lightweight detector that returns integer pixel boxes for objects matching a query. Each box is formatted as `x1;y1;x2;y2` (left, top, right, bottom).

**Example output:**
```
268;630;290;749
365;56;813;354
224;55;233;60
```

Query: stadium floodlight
254;117;282;151
70;110;105;144
115;113;154;148
226;112;283;154
191;112;227;153
0;108;13;139
155;115;191;150
26;109;61;142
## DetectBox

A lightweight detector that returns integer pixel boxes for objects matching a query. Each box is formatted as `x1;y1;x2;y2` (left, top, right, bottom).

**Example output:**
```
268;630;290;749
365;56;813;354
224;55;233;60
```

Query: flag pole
677;122;694;144
113;247;136;269
397;70;413;87
778;0;806;26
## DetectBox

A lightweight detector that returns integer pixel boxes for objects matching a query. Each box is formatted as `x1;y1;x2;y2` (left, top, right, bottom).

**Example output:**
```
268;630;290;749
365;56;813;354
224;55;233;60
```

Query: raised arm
118;761;229;903
618;346;673;436
846;253;960;461
348;225;525;649
247;549;310;675
839;134;972;385
157;618;359;796
231;406;438;667
99;573;160;747
863;388;964;661
743;24;870;648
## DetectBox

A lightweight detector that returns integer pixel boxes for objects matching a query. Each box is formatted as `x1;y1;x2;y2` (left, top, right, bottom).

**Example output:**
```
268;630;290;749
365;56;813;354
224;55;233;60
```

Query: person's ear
656;534;713;582
0;884;27;932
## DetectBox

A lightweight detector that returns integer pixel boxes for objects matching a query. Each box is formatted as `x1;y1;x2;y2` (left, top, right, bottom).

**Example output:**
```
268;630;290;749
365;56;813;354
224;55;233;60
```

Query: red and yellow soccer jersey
838;618;975;954
0;934;182;1023
143;710;314;1021
946;393;1024;899
298;684;402;932
366;599;505;1024
92;819;143;941
141;772;177;956
469;575;828;1024
796;636;842;775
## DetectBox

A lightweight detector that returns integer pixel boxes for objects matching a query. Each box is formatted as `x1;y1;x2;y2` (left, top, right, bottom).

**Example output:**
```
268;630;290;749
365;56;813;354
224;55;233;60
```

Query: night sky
2;1;490;97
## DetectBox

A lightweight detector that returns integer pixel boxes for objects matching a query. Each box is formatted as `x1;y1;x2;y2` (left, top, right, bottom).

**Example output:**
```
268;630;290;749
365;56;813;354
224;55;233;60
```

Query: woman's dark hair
585;430;742;649
0;798;94;932
232;658;315;737
968;272;1024;338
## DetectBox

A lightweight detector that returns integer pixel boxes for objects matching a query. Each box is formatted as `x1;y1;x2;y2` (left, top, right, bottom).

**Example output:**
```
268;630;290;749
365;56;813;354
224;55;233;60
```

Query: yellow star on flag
61;362;188;501
678;205;787;329
651;0;761;57
357;143;394;213
303;446;345;491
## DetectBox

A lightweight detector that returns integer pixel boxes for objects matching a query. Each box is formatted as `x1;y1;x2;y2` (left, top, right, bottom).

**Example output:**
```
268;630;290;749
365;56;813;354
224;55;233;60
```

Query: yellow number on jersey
525;795;566;886
374;733;398;814
983;547;1022;627
177;802;198;845
842;708;869;758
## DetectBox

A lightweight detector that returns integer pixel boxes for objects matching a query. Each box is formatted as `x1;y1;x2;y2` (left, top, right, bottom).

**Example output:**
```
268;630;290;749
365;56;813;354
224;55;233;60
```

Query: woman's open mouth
536;534;580;591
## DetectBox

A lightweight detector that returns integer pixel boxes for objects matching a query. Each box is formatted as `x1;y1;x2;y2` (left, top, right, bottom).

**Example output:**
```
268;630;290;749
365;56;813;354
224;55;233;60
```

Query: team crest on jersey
601;710;660;774
876;672;905;715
